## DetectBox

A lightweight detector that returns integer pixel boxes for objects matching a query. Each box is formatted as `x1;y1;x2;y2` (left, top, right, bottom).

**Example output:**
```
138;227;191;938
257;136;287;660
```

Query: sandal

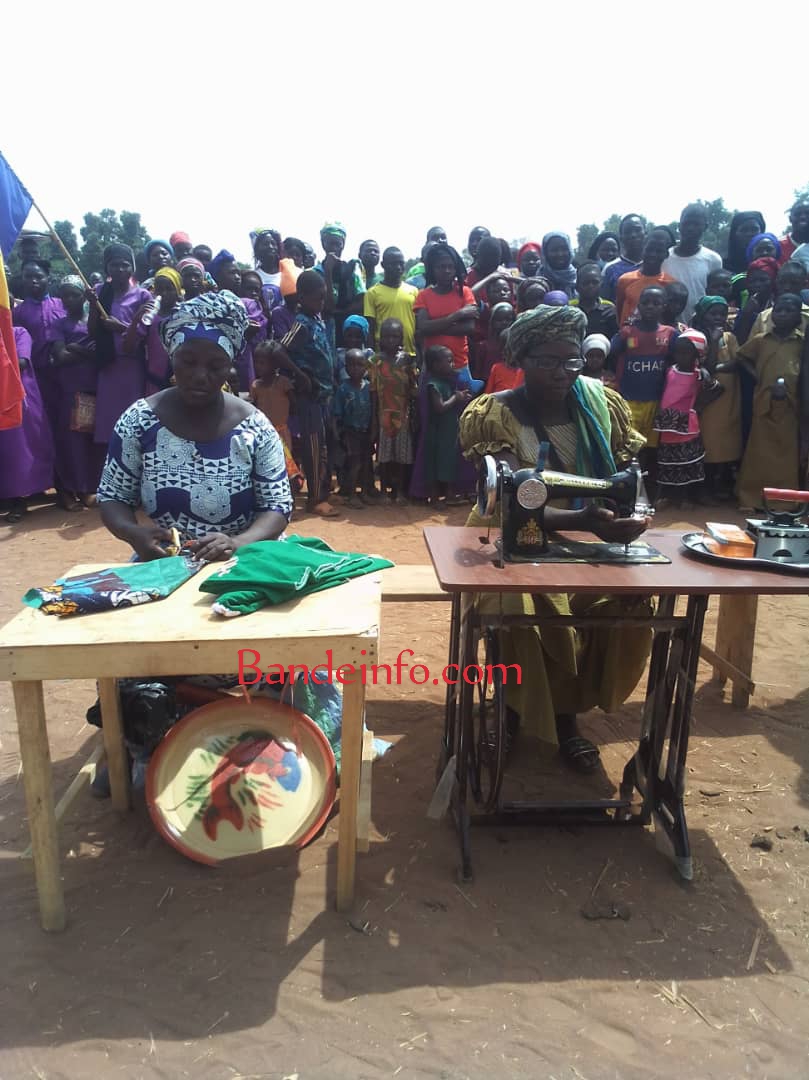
558;735;601;774
58;493;84;512
6;501;26;524
482;707;520;761
311;501;339;518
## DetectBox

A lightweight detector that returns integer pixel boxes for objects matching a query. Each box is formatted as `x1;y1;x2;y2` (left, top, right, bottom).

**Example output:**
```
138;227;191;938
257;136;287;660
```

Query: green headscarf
320;221;347;240
693;295;728;323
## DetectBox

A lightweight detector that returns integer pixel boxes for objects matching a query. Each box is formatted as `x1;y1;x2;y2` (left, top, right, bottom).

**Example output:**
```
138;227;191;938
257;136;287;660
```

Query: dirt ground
0;497;807;1080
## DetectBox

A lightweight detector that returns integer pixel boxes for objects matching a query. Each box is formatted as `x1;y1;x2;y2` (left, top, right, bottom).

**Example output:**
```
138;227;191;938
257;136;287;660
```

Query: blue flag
0;152;33;258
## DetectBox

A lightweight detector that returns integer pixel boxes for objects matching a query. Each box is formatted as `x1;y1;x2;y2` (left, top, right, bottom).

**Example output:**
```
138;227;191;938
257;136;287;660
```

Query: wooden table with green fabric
0;559;382;931
423;526;809;883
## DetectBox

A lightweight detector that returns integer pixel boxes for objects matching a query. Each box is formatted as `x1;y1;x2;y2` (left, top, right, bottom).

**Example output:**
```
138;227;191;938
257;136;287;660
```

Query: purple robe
93;284;151;444
272;303;295;340
140;313;172;395
0;328;55;498
235;298;268;392
53;315;105;492
12;294;66;433
409;371;476;499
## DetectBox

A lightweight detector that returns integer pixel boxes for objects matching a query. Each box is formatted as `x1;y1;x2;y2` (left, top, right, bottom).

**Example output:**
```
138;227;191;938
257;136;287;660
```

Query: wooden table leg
14;681;66;932
98;678;130;811
336;677;365;911
356;728;374;855
713;595;759;708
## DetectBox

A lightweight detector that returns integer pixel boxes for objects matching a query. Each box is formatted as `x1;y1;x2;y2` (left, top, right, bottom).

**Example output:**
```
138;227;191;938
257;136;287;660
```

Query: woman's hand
125;524;175;561
186;533;238;562
102;315;129;335
582;505;650;544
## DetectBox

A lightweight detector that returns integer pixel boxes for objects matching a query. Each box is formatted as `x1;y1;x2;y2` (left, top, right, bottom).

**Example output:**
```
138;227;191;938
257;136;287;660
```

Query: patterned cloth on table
23;556;203;616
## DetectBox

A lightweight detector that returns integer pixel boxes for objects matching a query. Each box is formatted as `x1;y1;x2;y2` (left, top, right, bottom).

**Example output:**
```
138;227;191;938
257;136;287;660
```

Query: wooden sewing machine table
423;527;808;882
0;561;381;931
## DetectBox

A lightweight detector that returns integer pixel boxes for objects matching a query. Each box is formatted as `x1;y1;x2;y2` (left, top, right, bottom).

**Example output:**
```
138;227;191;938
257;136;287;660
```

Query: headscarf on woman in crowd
724;212;766;273
540;231;578;297
745;232;782;265
517;241;542;277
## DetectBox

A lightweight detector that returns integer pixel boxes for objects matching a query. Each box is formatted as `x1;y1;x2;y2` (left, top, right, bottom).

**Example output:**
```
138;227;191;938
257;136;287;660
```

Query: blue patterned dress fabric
97;399;293;539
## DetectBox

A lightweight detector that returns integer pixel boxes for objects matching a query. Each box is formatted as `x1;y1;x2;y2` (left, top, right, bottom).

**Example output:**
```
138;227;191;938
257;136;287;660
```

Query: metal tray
680;532;809;575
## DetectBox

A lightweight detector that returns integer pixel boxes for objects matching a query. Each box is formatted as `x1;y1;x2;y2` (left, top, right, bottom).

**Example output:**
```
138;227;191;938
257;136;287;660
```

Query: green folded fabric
199;536;394;616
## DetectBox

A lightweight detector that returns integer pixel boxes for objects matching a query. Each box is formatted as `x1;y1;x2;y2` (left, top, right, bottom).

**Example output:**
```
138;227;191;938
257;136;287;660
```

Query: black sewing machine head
476;452;645;563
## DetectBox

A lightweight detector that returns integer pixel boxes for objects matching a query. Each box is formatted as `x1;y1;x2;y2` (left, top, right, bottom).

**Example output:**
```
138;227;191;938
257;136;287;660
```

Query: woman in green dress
459;305;652;772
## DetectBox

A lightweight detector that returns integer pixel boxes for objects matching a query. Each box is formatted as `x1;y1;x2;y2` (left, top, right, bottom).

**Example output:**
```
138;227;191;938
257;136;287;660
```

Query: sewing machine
476;451;651;566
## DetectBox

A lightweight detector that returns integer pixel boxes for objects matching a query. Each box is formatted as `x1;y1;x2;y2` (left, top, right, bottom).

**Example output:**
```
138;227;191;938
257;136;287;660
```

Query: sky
5;1;808;264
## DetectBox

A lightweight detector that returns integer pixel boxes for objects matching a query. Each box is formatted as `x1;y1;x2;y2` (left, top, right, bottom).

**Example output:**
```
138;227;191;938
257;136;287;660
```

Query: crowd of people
3;199;809;523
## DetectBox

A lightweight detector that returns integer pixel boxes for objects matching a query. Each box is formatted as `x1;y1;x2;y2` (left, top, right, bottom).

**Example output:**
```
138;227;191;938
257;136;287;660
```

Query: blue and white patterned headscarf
160;290;248;361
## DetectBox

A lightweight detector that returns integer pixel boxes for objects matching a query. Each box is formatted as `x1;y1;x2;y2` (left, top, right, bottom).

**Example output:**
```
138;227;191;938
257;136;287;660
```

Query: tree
572;213;652;262
78;209;151;275
575;223;598;259
689;197;733;257
45;220;81;280
119;211;150;254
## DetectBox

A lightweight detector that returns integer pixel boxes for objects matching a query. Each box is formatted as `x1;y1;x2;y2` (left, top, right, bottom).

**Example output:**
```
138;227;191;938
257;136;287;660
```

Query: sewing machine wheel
468;629;507;812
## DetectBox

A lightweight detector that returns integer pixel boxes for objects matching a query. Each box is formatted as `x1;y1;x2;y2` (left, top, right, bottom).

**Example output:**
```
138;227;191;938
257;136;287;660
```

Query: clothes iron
476;447;649;564
746;488;809;563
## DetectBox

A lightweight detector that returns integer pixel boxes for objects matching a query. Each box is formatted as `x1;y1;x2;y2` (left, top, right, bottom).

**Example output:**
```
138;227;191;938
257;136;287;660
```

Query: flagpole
30;198;108;318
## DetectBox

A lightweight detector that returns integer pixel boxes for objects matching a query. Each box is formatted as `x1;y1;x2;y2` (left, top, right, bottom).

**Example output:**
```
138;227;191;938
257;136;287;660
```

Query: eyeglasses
522;354;584;373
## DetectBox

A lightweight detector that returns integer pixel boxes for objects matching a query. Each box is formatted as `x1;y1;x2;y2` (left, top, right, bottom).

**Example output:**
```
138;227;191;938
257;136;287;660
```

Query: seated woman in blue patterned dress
97;290;292;557
91;292;294;795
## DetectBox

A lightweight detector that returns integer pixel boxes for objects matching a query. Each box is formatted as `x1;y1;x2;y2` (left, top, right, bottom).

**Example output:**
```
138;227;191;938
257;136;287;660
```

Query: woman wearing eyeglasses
459;305;652;773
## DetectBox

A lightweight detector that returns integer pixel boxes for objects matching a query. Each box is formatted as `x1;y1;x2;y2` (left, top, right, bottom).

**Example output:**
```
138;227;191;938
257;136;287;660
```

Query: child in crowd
609;285;678;489
472;274;515;352
476;302;515;383
0;321;54;522
127;267;184;395
662;203;723;323
736;294;805;507
653;329;707;505
51;276;103;507
692;296;741;499
415;245;483;393
571;262;618;339
417;345;472;503
615;229;676;325
662;281;689;331
364;247;419;356
335;314;374;383
250;340;306;493
333;350;374;508
515;276;550;312
369;318;417;503
237;269;269;392
706;269;735;311
281;269;338;516
581;333;615;387
176;257;206;299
